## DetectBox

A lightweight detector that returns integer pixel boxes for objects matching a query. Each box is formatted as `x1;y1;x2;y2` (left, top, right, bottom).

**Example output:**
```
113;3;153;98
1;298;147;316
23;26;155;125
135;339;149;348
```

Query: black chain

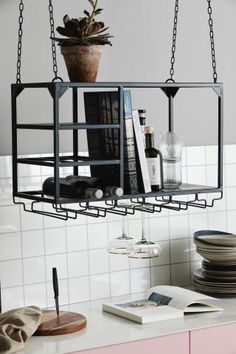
207;0;218;83
16;0;24;84
166;0;218;83
166;0;179;83
16;0;62;83
48;0;63;82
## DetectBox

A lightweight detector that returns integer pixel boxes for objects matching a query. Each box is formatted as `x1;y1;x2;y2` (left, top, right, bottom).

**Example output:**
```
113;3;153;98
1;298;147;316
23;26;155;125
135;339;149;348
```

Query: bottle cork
144;125;154;134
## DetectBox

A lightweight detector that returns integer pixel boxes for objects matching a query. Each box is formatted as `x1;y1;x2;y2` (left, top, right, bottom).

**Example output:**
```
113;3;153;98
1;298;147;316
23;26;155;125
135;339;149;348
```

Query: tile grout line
85;217;92;302
64;219;70;306
18;205;26;307
147;213;152;288
167;208;172;285
186;146;192;287
127;217;132;295
40;168;48;309
106;218;112;298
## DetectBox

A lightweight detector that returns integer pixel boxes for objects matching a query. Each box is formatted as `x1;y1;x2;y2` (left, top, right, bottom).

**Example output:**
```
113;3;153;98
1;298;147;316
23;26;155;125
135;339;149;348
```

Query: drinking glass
127;212;161;259
107;215;134;255
160;131;183;189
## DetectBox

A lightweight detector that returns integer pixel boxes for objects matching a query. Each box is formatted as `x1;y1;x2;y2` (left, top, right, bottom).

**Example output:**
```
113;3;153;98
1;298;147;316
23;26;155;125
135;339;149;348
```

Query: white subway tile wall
0;145;235;310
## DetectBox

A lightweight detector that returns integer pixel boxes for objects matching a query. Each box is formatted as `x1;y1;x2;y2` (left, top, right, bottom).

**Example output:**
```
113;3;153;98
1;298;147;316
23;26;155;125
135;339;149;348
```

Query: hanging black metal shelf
12;81;223;220
11;0;224;220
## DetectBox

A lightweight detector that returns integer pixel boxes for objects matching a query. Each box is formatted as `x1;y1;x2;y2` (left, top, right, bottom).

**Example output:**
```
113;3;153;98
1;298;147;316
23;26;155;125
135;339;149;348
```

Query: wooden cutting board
34;310;87;336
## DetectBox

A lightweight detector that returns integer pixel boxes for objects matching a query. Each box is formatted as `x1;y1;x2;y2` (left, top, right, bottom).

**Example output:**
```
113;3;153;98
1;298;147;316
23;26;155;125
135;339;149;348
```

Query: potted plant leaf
54;0;112;82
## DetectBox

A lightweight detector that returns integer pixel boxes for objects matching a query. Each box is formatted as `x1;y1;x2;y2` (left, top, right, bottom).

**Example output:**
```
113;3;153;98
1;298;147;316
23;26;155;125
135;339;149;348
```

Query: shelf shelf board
14;184;221;205
60;159;120;167
12;81;223;89
16;156;120;167
16;123;120;130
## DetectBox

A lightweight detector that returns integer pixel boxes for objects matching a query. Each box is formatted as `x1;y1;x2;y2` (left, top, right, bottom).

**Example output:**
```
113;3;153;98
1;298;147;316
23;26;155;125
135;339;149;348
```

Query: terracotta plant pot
61;45;103;82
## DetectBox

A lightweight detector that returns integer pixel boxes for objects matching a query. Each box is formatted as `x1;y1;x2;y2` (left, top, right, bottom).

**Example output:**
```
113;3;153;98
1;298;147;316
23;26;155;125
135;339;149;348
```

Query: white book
132;110;151;193
103;285;223;324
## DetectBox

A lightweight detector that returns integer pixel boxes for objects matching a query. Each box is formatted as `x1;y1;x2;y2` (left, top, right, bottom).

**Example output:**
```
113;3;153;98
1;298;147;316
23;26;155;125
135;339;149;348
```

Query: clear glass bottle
144;126;164;191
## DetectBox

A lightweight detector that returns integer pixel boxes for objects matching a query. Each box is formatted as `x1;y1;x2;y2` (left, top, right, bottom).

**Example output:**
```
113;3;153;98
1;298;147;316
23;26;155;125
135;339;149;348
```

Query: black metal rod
16;158;54;167
11;87;18;198
60;159;120;167
53;86;60;203
168;96;174;132
16;123;120;130
119;86;124;190
16;157;120;167
12;82;223;89
18;155;108;162
218;90;224;189
60;123;120;130
16;123;54;130
72;87;79;175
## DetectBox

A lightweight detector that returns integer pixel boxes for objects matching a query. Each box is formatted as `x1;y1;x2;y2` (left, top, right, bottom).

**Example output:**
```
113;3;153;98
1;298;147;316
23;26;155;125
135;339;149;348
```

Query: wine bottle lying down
42;175;124;200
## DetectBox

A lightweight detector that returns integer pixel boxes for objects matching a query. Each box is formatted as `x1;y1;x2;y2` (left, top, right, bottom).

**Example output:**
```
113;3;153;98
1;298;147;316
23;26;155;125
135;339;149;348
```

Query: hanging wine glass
127;212;161;259
107;213;134;255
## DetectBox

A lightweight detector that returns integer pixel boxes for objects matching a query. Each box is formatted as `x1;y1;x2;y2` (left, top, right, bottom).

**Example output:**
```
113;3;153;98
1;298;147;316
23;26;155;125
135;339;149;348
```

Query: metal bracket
48;83;69;99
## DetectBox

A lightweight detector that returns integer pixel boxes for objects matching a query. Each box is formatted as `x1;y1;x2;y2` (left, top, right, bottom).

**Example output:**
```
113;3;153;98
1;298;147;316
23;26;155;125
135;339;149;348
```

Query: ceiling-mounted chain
15;0;62;84
166;0;179;83
48;0;63;82
207;0;218;83
16;0;24;84
167;0;218;83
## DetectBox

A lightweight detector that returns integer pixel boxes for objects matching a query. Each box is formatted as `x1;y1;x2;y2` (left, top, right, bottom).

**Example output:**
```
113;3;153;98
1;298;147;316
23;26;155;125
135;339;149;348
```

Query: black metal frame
11;81;224;219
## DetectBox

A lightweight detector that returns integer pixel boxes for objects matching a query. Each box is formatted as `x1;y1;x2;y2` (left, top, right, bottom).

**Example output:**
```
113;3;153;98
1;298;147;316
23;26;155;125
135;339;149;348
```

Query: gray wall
0;0;235;155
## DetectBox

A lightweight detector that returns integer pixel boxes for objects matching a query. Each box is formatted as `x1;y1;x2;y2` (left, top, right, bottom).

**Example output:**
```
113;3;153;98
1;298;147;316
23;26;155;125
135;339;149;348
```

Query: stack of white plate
193;230;236;297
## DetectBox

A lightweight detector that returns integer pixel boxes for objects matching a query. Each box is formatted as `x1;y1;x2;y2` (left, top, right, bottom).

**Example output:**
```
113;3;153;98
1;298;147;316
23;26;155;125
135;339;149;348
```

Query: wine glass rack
11;81;223;220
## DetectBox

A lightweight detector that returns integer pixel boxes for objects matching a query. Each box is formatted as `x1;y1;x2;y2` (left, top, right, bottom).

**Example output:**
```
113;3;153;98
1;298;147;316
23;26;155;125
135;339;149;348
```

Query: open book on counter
102;286;223;324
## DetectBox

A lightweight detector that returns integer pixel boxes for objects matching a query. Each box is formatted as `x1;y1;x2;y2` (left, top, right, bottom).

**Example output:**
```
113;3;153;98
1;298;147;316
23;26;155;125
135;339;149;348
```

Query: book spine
84;92;110;184
105;92;114;158
110;91;139;194
101;94;110;157
84;92;106;156
132;110;152;193
110;92;119;159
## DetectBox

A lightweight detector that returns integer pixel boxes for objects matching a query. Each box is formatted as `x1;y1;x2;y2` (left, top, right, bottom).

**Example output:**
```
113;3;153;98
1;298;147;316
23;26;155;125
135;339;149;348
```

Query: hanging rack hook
52;76;64;83
165;78;175;84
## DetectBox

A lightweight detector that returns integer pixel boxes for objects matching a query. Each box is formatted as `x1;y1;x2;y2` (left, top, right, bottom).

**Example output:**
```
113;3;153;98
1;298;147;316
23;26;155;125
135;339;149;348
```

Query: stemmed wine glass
107;213;134;255
127;212;161;259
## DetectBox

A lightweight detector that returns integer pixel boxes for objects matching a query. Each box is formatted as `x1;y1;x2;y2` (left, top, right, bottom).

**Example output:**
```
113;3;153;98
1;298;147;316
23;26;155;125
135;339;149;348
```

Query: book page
145;286;219;311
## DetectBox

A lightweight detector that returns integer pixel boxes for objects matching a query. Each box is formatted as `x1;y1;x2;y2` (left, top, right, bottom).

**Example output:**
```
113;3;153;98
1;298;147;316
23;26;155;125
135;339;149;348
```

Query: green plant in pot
55;0;112;82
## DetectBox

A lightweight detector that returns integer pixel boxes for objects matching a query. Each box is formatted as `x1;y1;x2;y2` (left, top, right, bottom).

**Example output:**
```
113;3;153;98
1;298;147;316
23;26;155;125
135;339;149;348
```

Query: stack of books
193;230;236;297
84;91;151;195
